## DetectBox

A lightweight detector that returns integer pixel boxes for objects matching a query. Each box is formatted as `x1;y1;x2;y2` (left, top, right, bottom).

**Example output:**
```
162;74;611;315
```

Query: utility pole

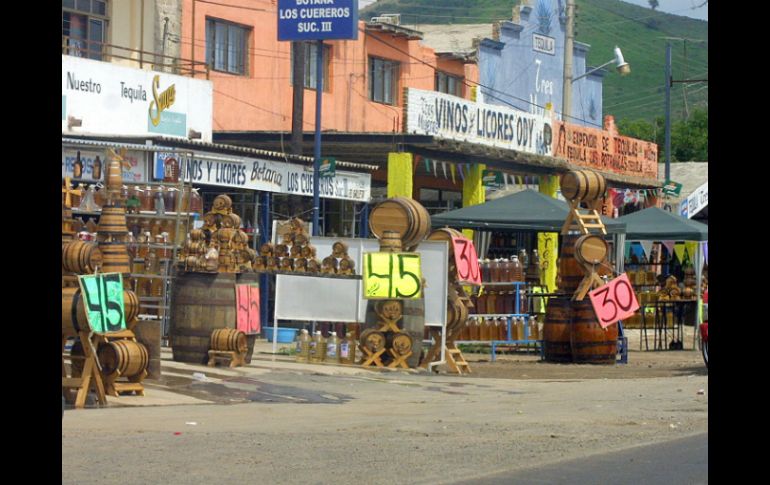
562;0;575;119
665;42;671;182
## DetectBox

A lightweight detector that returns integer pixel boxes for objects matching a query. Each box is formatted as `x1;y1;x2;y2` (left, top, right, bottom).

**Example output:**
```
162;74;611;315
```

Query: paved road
451;433;708;484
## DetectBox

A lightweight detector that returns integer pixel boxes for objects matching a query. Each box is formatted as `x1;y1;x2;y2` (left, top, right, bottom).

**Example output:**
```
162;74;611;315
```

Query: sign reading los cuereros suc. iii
62;55;213;142
277;0;359;41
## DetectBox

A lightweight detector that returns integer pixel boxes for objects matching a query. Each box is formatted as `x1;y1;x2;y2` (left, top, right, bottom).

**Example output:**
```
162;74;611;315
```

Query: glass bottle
140;185;154;212
486;291;497;315
295;329;311;363
510;256;522;282
476;292;488;316
150;219;163;238
489;259;499;283
164;187;178;214
469;318;480;341
72;183;85;208
163;157;180;183
144;250;159;275
530;249;541;282
326;331;339;364
72;152;83;179
190;188;203;214
154;186;166;215
92;156;102;181
519;249;528;269
309;331;321;363
480;259;490;282
479;318;489;341
339;331;356;364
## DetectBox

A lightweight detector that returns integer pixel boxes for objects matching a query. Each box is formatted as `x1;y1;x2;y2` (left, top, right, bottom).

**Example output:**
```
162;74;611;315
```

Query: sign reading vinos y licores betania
405;88;554;156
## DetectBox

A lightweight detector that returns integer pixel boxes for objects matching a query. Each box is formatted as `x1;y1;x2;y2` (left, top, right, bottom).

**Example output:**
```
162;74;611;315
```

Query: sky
358;1;708;22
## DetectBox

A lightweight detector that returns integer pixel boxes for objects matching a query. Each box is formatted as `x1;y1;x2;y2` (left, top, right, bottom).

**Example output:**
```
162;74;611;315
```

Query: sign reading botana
61;55;213;141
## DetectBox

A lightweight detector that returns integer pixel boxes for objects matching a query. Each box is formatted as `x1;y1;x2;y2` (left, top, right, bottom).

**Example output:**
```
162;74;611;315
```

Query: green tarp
430;189;626;234
616;207;708;241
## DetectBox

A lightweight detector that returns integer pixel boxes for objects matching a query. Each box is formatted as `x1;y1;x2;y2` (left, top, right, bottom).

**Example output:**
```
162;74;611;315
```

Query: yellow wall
461;163;486;240
538;175;560;292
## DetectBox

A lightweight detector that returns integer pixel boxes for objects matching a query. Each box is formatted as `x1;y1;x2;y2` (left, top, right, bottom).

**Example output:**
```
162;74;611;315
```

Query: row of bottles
455;316;541;342
469;291;528;315
67;183;203;215
479;249;539;283
295;330;357;365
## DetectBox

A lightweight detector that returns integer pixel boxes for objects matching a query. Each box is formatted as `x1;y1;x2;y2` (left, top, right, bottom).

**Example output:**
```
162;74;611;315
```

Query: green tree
617;108;707;162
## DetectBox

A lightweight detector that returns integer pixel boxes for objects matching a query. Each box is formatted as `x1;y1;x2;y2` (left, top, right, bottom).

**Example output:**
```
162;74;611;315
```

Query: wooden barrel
69;339;86;377
62;240;103;274
427;227;464;257
212;194;233;212
123;290;139;325
558;235;585;293
97;242;132;274
96;206;129;235
574;235;609;266
62;287;90;336
97;339;149;378
379;230;403;252
542;297;573;363
171;272;239;364
369;197;431;250
210;328;248;353
387;332;414;356
360;329;386;353
571;299;617;364
560;170;606;202
446;298;469;338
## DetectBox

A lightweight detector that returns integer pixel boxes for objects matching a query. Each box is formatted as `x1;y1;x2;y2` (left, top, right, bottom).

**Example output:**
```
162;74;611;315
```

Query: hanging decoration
639;240;654;259
624;241;633;261
440;161;446;179
673;242;687;263
458;164;465;182
424;157;430;174
450;164;456;184
703;242;708;263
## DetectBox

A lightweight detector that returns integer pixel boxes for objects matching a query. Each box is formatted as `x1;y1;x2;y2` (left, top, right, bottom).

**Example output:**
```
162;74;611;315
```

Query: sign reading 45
77;273;127;333
363;252;422;299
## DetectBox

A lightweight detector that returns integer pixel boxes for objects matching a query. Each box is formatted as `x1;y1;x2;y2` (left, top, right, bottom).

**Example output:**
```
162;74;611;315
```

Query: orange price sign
589;273;640;328
450;236;481;285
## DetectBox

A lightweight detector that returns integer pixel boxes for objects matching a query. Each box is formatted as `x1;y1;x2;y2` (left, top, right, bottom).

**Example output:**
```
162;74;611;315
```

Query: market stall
429;188;627;360
615;207;708;350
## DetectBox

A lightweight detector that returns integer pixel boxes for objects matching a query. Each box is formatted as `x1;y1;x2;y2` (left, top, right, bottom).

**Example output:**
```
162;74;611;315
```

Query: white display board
274;237;448;326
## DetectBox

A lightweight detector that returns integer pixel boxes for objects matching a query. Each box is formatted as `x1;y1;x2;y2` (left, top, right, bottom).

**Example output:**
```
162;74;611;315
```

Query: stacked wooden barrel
543;169;617;365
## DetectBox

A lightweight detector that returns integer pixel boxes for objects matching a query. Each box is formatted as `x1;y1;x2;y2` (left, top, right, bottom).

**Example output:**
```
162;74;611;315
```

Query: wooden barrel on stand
558;235;584;293
210;328;248;353
97;339;149;378
62;287;90;336
96;206;129;235
379;230;403;252
62;240;103;274
98;242;132;275
369;197;431;250
560;170;606;202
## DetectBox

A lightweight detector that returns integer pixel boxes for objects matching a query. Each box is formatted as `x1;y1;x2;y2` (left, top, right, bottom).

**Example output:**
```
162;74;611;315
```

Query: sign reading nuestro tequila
405;88;553;156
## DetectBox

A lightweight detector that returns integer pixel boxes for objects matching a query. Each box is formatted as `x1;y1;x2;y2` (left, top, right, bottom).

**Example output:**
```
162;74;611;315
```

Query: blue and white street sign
277;0;359;41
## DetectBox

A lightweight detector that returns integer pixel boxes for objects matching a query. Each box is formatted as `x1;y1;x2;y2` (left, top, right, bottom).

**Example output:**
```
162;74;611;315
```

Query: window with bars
205;18;249;75
290;43;331;92
435;71;463;97
369;57;399;105
62;0;108;60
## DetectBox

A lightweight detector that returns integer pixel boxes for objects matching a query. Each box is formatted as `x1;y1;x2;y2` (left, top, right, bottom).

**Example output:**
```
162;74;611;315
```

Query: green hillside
362;0;708;124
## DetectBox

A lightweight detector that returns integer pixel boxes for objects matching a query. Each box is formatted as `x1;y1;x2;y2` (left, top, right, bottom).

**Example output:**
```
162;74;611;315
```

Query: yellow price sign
363;252;422;299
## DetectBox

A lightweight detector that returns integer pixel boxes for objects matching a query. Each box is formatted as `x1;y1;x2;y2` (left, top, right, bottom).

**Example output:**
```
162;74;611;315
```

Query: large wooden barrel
369;197;431;250
171;272;238;364
542;297;573;363
97;339;149;378
62;240;103;274
96;206;129;235
558;235;585;293
62;287;90;336
560;170;607;202
98;242;132;274
570;299;618;364
210;328;247;353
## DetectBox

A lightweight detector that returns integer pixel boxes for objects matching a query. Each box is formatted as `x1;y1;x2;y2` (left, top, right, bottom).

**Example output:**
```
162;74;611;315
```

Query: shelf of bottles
65;161;197;337
454;252;543;361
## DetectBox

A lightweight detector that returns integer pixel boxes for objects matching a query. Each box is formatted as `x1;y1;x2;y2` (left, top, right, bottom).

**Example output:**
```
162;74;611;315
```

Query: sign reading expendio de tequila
61;55;213;142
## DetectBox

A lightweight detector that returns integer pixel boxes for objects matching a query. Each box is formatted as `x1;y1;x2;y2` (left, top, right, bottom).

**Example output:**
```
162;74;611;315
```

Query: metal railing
62;36;210;79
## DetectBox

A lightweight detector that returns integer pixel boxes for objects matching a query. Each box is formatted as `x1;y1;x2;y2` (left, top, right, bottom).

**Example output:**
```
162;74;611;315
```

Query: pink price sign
450;236;482;285
236;284;261;334
588;273;640;328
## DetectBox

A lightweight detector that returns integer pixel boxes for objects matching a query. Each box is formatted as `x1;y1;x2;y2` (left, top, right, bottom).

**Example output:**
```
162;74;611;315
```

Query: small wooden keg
123;289;140;325
210;328;248;353
62;287;90;336
332;241;349;257
98;339;149;379
62;240;103;274
360;329;386;353
574;234;609;266
300;245;316;258
388;332;413;356
222;213;241;229
379;230;403;252
260;243;274;257
560;170;607;202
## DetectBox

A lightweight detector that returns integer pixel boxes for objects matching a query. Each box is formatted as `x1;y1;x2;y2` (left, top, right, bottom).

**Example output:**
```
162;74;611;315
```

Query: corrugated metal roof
658;162;708;202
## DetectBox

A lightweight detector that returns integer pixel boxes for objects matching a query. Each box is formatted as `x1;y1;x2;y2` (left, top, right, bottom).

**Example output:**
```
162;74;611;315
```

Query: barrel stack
542;169;618;365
